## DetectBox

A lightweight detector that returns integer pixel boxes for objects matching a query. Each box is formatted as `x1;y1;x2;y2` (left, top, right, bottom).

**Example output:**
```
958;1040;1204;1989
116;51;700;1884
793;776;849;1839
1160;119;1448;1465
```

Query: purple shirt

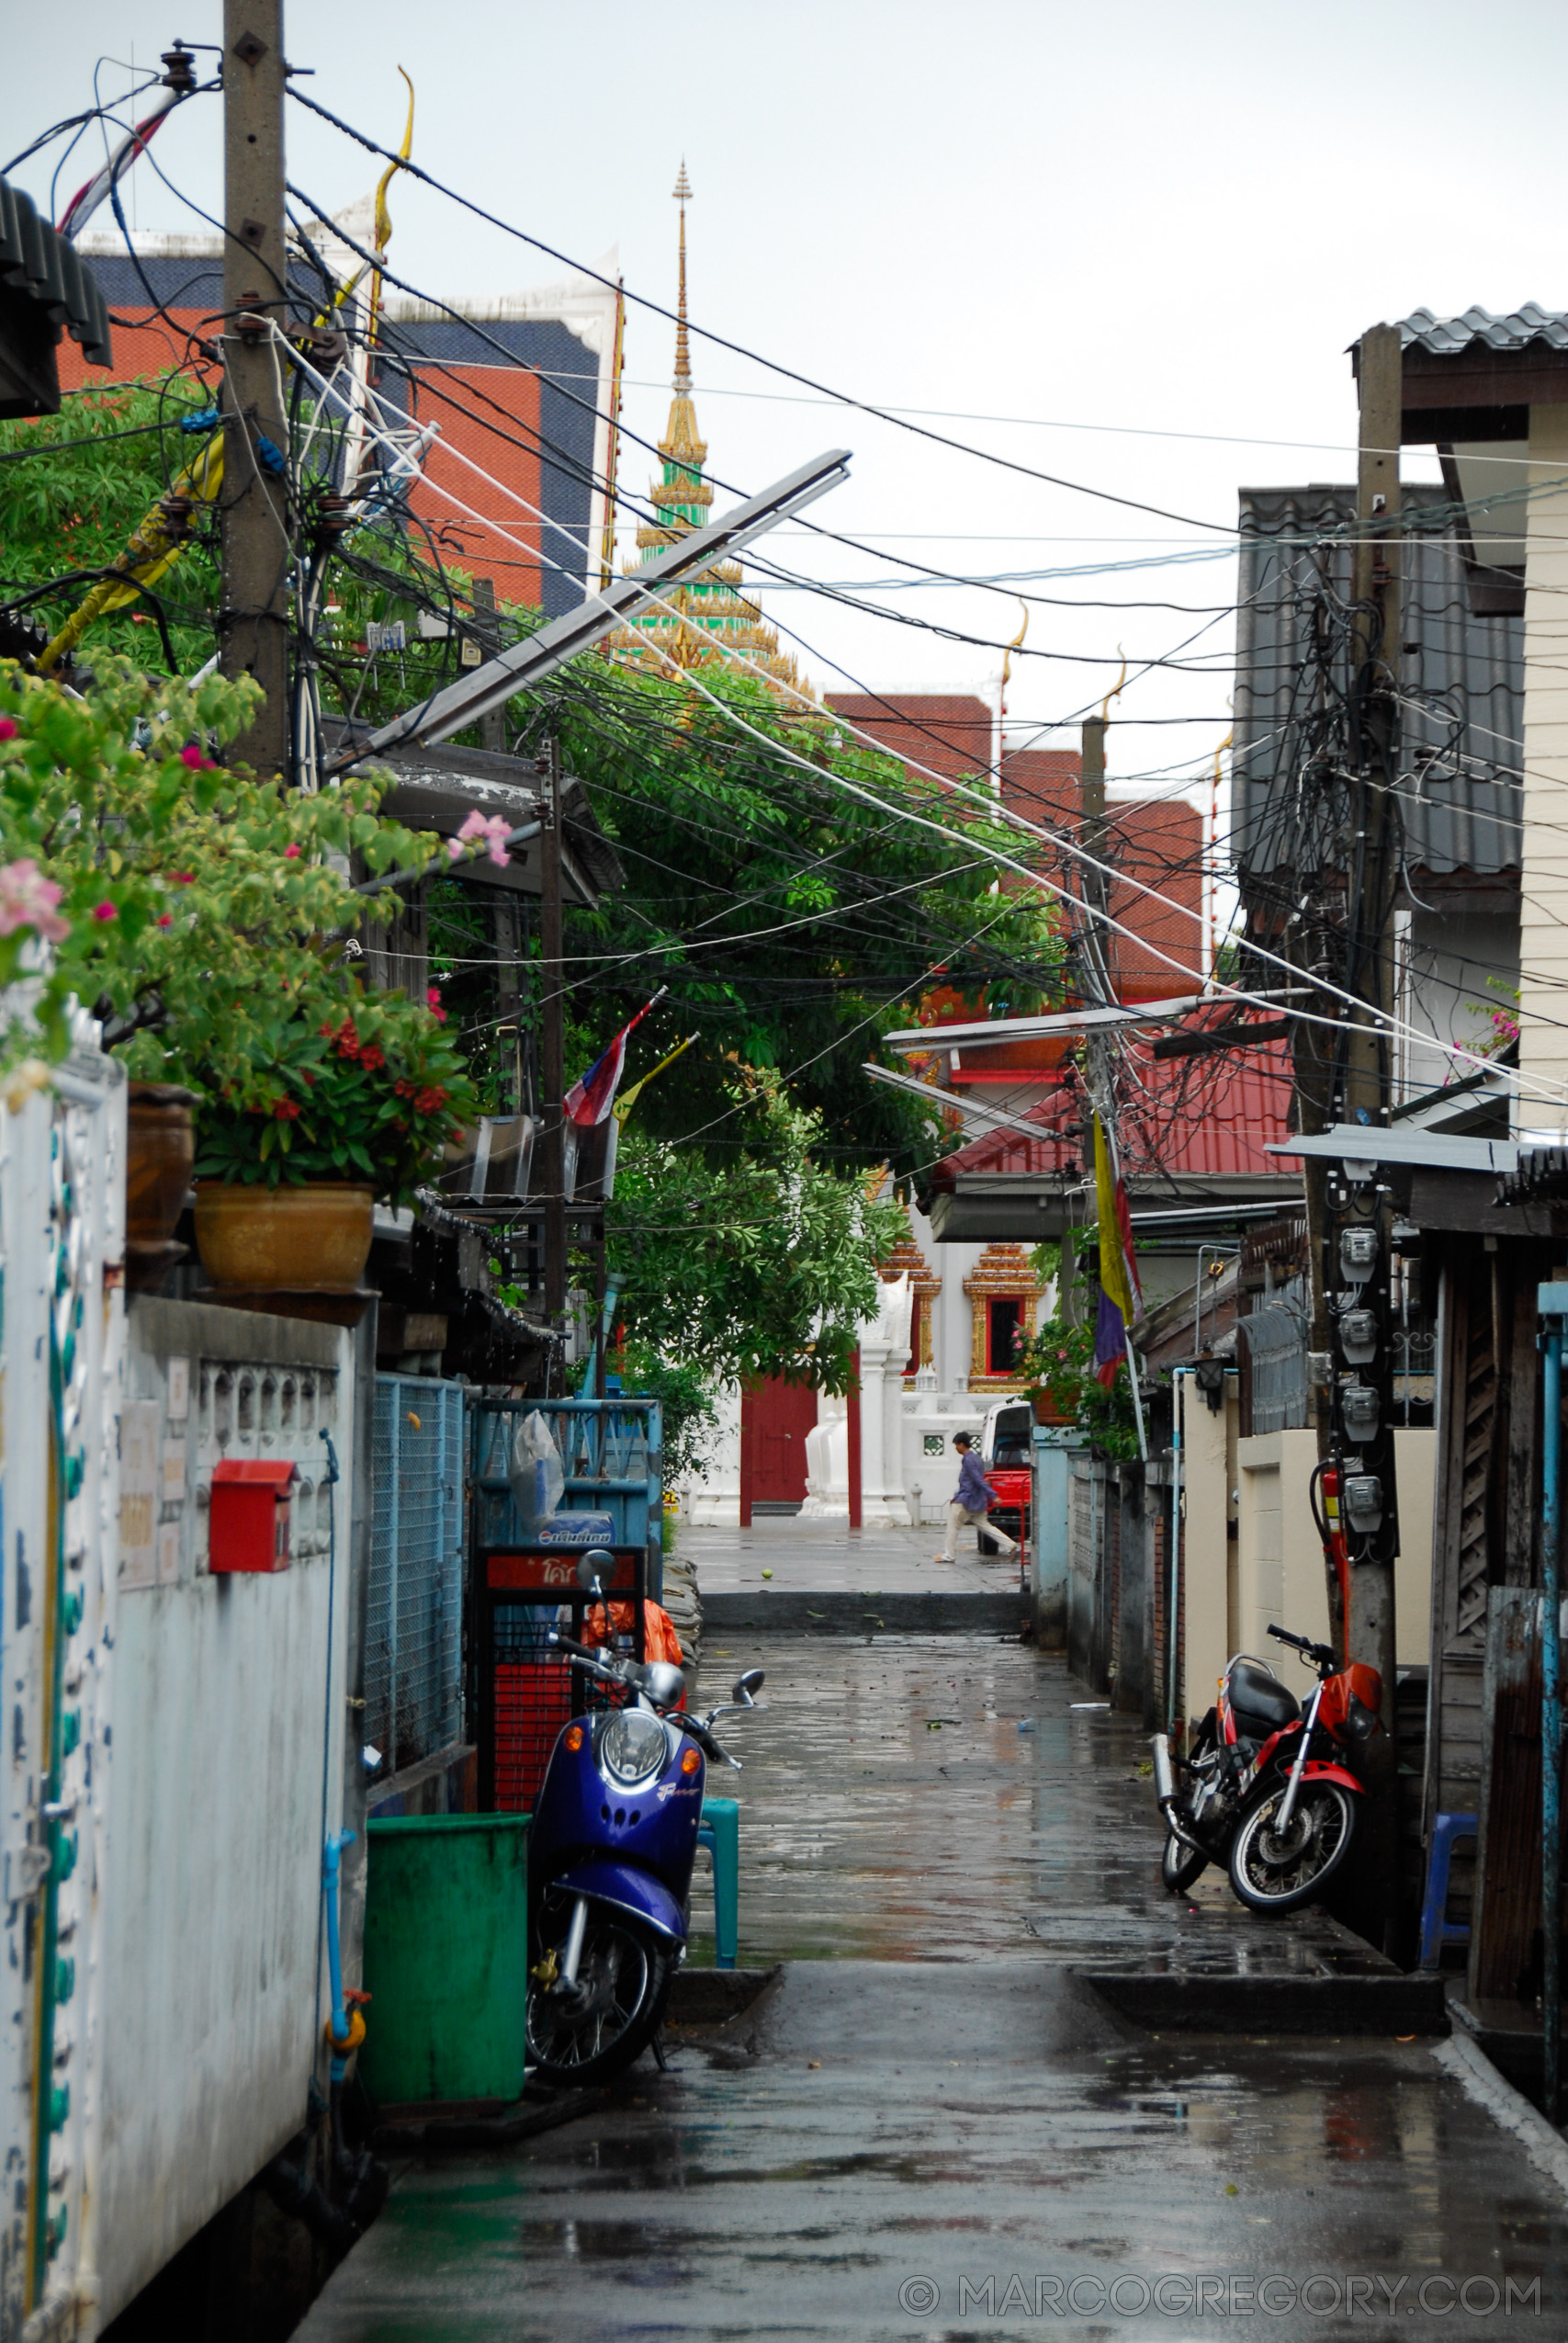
955;1450;990;1511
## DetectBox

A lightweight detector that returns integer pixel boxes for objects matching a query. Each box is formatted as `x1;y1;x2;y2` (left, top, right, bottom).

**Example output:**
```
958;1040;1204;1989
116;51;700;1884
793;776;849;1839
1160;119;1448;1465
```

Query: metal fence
368;1375;466;1774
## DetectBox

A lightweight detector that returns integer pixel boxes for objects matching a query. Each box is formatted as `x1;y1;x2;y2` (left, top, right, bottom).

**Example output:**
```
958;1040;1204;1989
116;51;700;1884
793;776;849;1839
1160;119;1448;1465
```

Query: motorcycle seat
1226;1658;1301;1731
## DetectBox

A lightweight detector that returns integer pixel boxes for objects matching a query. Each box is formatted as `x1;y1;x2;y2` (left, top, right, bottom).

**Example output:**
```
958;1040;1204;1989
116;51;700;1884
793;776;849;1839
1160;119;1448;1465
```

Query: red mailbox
209;1459;299;1574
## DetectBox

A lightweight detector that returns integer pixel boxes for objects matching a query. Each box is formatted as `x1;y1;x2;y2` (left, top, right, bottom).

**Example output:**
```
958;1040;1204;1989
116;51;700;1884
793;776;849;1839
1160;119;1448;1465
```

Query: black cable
286;87;1241;539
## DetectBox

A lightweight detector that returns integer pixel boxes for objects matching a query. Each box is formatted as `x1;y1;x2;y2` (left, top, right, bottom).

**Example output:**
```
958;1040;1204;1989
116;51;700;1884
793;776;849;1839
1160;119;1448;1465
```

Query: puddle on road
688;1632;1168;1964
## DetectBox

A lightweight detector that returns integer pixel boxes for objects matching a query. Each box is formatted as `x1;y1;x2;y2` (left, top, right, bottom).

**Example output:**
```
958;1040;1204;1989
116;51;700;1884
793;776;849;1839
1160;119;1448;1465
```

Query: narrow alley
299;1529;1568;2341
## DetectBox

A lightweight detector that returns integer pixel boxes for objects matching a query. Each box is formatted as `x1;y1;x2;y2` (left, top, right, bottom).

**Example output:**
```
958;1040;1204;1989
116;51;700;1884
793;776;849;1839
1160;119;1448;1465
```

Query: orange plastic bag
585;1598;685;1670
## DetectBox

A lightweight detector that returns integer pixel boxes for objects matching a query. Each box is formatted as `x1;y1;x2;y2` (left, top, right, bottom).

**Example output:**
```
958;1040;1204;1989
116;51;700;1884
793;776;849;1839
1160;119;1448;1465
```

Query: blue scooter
525;1551;764;2084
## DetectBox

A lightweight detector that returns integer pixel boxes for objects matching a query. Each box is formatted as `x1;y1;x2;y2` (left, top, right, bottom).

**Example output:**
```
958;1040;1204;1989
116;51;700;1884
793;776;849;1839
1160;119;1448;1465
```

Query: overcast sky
5;0;1564;811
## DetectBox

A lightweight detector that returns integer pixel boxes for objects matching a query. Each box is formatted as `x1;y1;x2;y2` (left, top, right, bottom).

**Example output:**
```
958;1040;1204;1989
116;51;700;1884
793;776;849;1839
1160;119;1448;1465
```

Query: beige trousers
942;1501;1020;1561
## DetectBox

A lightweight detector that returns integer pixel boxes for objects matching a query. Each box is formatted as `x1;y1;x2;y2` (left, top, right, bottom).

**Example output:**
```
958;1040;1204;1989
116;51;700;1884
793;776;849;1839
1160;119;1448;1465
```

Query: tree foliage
0;382;220;670
606;1069;907;1395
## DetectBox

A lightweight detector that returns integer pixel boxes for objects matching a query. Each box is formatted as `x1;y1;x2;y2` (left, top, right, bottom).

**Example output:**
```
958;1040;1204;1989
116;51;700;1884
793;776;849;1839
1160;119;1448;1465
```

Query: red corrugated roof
926;1036;1293;1188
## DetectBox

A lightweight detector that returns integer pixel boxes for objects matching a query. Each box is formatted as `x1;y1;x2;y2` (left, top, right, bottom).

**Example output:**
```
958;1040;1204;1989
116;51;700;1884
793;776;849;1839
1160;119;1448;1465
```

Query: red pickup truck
978;1399;1033;1555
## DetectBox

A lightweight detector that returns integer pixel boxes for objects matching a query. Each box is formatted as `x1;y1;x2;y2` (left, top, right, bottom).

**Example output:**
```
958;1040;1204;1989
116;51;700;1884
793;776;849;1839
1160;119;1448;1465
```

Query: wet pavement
679;1516;1019;1598
304;1965;1566;2339
298;1609;1568;2338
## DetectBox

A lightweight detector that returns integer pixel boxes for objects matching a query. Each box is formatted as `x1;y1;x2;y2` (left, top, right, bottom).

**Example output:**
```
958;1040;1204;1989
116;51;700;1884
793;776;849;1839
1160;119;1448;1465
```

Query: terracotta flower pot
193;1181;375;1293
126;1083;196;1294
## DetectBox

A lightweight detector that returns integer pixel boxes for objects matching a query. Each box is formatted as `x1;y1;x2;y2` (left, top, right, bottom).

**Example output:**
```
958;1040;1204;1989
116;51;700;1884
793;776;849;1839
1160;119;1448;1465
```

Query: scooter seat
1226;1658;1301;1732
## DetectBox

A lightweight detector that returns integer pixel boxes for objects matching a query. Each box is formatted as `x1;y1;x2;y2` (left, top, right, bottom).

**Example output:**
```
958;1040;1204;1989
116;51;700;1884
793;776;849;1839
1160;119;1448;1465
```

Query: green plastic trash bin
359;1814;529;2108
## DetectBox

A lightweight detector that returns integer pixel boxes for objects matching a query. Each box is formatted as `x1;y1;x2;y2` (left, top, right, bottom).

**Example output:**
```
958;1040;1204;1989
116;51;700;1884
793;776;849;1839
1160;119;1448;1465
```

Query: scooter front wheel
1161;1828;1207;1893
526;1900;675;2086
1227;1780;1357;1914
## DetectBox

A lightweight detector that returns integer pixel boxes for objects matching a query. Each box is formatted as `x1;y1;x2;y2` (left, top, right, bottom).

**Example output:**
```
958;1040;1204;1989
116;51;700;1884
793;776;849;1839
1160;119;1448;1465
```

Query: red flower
334;1020;361;1061
301;1070;316;1089
284;843;301;860
157;912;173;928
172;871;195;886
92;901;117;922
274;1099;301;1120
358;1043;386;1071
0;718;17;742
426;985;446;1024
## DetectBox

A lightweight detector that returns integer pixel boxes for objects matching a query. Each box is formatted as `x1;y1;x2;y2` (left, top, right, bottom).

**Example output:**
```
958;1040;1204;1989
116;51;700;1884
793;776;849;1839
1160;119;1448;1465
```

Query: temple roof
610;167;808;698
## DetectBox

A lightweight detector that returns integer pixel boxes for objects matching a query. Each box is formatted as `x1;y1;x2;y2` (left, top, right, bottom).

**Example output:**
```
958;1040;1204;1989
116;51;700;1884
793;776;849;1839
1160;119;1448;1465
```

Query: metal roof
0;179;112;381
1233;481;1521;882
1390;303;1568;357
918;1040;1298;1201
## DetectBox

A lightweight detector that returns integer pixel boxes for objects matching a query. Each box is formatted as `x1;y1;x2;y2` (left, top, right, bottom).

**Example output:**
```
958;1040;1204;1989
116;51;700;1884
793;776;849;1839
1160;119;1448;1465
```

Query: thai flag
564;990;666;1127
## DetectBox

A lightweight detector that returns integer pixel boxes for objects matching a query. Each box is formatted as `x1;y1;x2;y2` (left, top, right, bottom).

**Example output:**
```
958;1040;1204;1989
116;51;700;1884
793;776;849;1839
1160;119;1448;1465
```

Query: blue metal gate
369;1375;466;1773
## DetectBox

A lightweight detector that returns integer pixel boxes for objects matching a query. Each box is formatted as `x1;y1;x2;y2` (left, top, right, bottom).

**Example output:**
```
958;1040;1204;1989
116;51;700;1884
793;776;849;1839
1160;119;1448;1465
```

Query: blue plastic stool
1418;1812;1478;1971
697;1796;739;1969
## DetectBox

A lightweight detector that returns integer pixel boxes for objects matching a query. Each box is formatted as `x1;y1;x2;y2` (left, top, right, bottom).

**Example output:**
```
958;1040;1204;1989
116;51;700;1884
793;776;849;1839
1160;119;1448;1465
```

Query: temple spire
672;162;693;393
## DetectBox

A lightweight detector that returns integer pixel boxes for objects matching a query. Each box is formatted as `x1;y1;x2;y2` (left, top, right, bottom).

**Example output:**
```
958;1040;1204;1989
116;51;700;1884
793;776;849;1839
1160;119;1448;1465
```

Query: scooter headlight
600;1710;670;1786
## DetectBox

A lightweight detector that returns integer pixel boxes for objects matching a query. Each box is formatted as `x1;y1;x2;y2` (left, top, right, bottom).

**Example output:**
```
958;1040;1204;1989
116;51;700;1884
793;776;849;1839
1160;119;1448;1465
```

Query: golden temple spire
672;161;693;393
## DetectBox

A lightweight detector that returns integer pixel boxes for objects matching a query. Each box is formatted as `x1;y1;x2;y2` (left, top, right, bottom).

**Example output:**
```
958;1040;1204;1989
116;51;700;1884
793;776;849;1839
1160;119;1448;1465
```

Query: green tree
605;1068;907;1397
0;381;221;671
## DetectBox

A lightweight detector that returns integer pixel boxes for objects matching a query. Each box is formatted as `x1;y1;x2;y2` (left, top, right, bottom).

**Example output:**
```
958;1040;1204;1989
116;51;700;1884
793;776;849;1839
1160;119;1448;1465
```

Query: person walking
935;1431;1020;1565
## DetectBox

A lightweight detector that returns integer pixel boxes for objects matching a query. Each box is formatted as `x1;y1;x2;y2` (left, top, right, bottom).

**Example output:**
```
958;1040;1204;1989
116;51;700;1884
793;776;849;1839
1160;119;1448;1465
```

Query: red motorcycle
1152;1624;1384;1913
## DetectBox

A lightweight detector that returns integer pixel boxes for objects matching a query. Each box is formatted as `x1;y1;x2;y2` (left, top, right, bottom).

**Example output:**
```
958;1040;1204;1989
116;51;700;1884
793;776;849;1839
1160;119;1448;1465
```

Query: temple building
610;168;808;696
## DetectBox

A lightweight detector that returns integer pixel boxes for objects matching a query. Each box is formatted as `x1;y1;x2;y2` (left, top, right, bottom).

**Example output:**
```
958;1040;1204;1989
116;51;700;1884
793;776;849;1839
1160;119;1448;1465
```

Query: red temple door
739;1378;818;1522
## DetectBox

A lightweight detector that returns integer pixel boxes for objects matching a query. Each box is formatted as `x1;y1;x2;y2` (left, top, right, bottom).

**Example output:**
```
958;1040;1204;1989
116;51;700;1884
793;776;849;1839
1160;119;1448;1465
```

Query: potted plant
0;660;483;1289
190;991;473;1292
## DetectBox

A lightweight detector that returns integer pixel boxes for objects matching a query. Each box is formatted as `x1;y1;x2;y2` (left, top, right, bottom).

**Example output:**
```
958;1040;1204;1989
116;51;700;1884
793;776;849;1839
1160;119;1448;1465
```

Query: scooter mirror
575;1549;614;1597
643;1660;686;1708
731;1669;765;1707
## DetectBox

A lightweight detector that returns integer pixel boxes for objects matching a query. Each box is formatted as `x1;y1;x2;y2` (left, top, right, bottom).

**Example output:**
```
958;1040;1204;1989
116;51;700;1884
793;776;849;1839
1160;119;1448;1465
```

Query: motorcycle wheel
1161;1828;1207;1893
1227;1781;1357;1914
526;1902;675;2086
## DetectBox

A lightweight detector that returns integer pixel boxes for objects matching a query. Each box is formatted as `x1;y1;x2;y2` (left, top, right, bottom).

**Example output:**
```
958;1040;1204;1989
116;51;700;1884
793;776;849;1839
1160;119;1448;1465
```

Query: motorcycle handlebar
1267;1623;1337;1670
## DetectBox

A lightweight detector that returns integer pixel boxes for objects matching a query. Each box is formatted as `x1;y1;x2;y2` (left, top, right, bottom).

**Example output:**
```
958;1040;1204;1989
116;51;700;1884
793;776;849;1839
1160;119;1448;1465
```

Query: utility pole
541;734;568;1363
220;2;290;777
1334;324;1404;1728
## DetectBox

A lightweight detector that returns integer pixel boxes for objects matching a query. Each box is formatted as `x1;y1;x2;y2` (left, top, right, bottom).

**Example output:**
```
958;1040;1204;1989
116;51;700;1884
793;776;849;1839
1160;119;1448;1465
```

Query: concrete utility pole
1336;324;1404;1725
541;735;568;1353
220;1;290;776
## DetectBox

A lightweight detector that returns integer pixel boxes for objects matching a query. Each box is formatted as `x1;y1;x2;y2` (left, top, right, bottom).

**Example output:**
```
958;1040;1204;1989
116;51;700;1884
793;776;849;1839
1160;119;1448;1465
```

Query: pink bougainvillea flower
157;912;174;928
92;901;118;922
426;985;447;1024
172;871;195;886
0;858;68;943
454;807;513;869
283;842;302;860
0;717;17;743
179;743;204;770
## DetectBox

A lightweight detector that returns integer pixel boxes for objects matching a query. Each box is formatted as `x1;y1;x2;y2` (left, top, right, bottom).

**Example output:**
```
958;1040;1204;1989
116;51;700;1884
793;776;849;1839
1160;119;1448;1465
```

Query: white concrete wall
97;1302;356;2325
1235;1425;1435;1675
0;1047;127;2341
1179;1372;1235;1724
1518;401;1568;1129
1402;909;1519;1103
683;1380;740;1525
